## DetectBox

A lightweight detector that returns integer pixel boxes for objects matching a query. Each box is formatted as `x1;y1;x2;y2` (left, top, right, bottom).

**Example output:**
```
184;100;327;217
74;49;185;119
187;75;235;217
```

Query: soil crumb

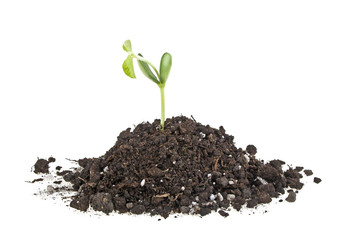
246;145;257;155
34;159;50;174
285;192;296;202
313;177;322;184
304;169;313;176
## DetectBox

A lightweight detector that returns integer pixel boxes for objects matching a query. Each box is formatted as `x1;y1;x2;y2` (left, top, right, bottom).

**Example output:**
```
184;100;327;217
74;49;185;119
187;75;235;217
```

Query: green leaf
122;55;136;79
122;40;132;52
137;53;159;84
159;52;172;84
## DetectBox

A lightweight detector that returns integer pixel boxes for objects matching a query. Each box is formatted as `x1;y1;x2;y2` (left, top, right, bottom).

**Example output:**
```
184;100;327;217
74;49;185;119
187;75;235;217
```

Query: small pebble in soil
227;194;235;201
217;193;223;201
47;185;54;194
46;174;54;181
126;203;134;209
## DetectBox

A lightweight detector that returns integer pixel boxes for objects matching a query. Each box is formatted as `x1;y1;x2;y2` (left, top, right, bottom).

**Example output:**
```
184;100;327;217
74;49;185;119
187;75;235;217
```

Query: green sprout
122;40;172;131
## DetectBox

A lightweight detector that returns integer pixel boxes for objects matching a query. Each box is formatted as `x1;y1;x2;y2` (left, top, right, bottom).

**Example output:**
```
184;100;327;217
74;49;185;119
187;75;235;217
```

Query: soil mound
32;116;318;218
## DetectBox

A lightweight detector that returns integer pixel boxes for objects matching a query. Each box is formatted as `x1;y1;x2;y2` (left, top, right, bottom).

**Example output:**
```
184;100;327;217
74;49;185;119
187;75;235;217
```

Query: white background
1;0;346;239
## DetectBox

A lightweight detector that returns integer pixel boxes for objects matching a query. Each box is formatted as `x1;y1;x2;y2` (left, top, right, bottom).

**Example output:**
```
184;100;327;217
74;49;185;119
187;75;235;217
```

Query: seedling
122;40;172;130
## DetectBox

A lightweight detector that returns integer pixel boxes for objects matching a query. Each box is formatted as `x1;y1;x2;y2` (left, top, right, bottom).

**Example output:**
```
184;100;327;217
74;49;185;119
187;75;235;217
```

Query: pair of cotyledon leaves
122;40;172;85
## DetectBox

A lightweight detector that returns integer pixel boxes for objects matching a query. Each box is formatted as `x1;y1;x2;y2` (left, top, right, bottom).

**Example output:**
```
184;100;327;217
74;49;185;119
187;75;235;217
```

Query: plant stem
159;85;165;130
132;52;165;130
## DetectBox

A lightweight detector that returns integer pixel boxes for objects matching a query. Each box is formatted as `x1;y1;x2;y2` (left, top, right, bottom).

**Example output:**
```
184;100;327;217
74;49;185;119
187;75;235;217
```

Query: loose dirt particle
126;203;134;209
285;192;296;202
180;206;190;214
304;169;313;176
47;185;54;194
246;145;257;155
199;208;211;216
295;166;304;172
218;210;229;217
131;205;146;215
90;193;114;214
30;178;44;183
70;195;90;212
34;159;50;174
247;199;258;208
57;170;72;176
314;177;322;184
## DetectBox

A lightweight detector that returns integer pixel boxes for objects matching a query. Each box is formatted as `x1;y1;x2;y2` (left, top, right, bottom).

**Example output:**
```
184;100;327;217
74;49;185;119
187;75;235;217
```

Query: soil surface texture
32;116;319;218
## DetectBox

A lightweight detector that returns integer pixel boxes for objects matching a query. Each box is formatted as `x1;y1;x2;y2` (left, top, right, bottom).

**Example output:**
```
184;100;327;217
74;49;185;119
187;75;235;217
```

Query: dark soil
29;178;44;183
295;166;304;172
313;177;322;184
33;157;55;174
285;191;296;202
246;145;257;155
34;159;50;174
304;169;313;176
32;116;320;218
